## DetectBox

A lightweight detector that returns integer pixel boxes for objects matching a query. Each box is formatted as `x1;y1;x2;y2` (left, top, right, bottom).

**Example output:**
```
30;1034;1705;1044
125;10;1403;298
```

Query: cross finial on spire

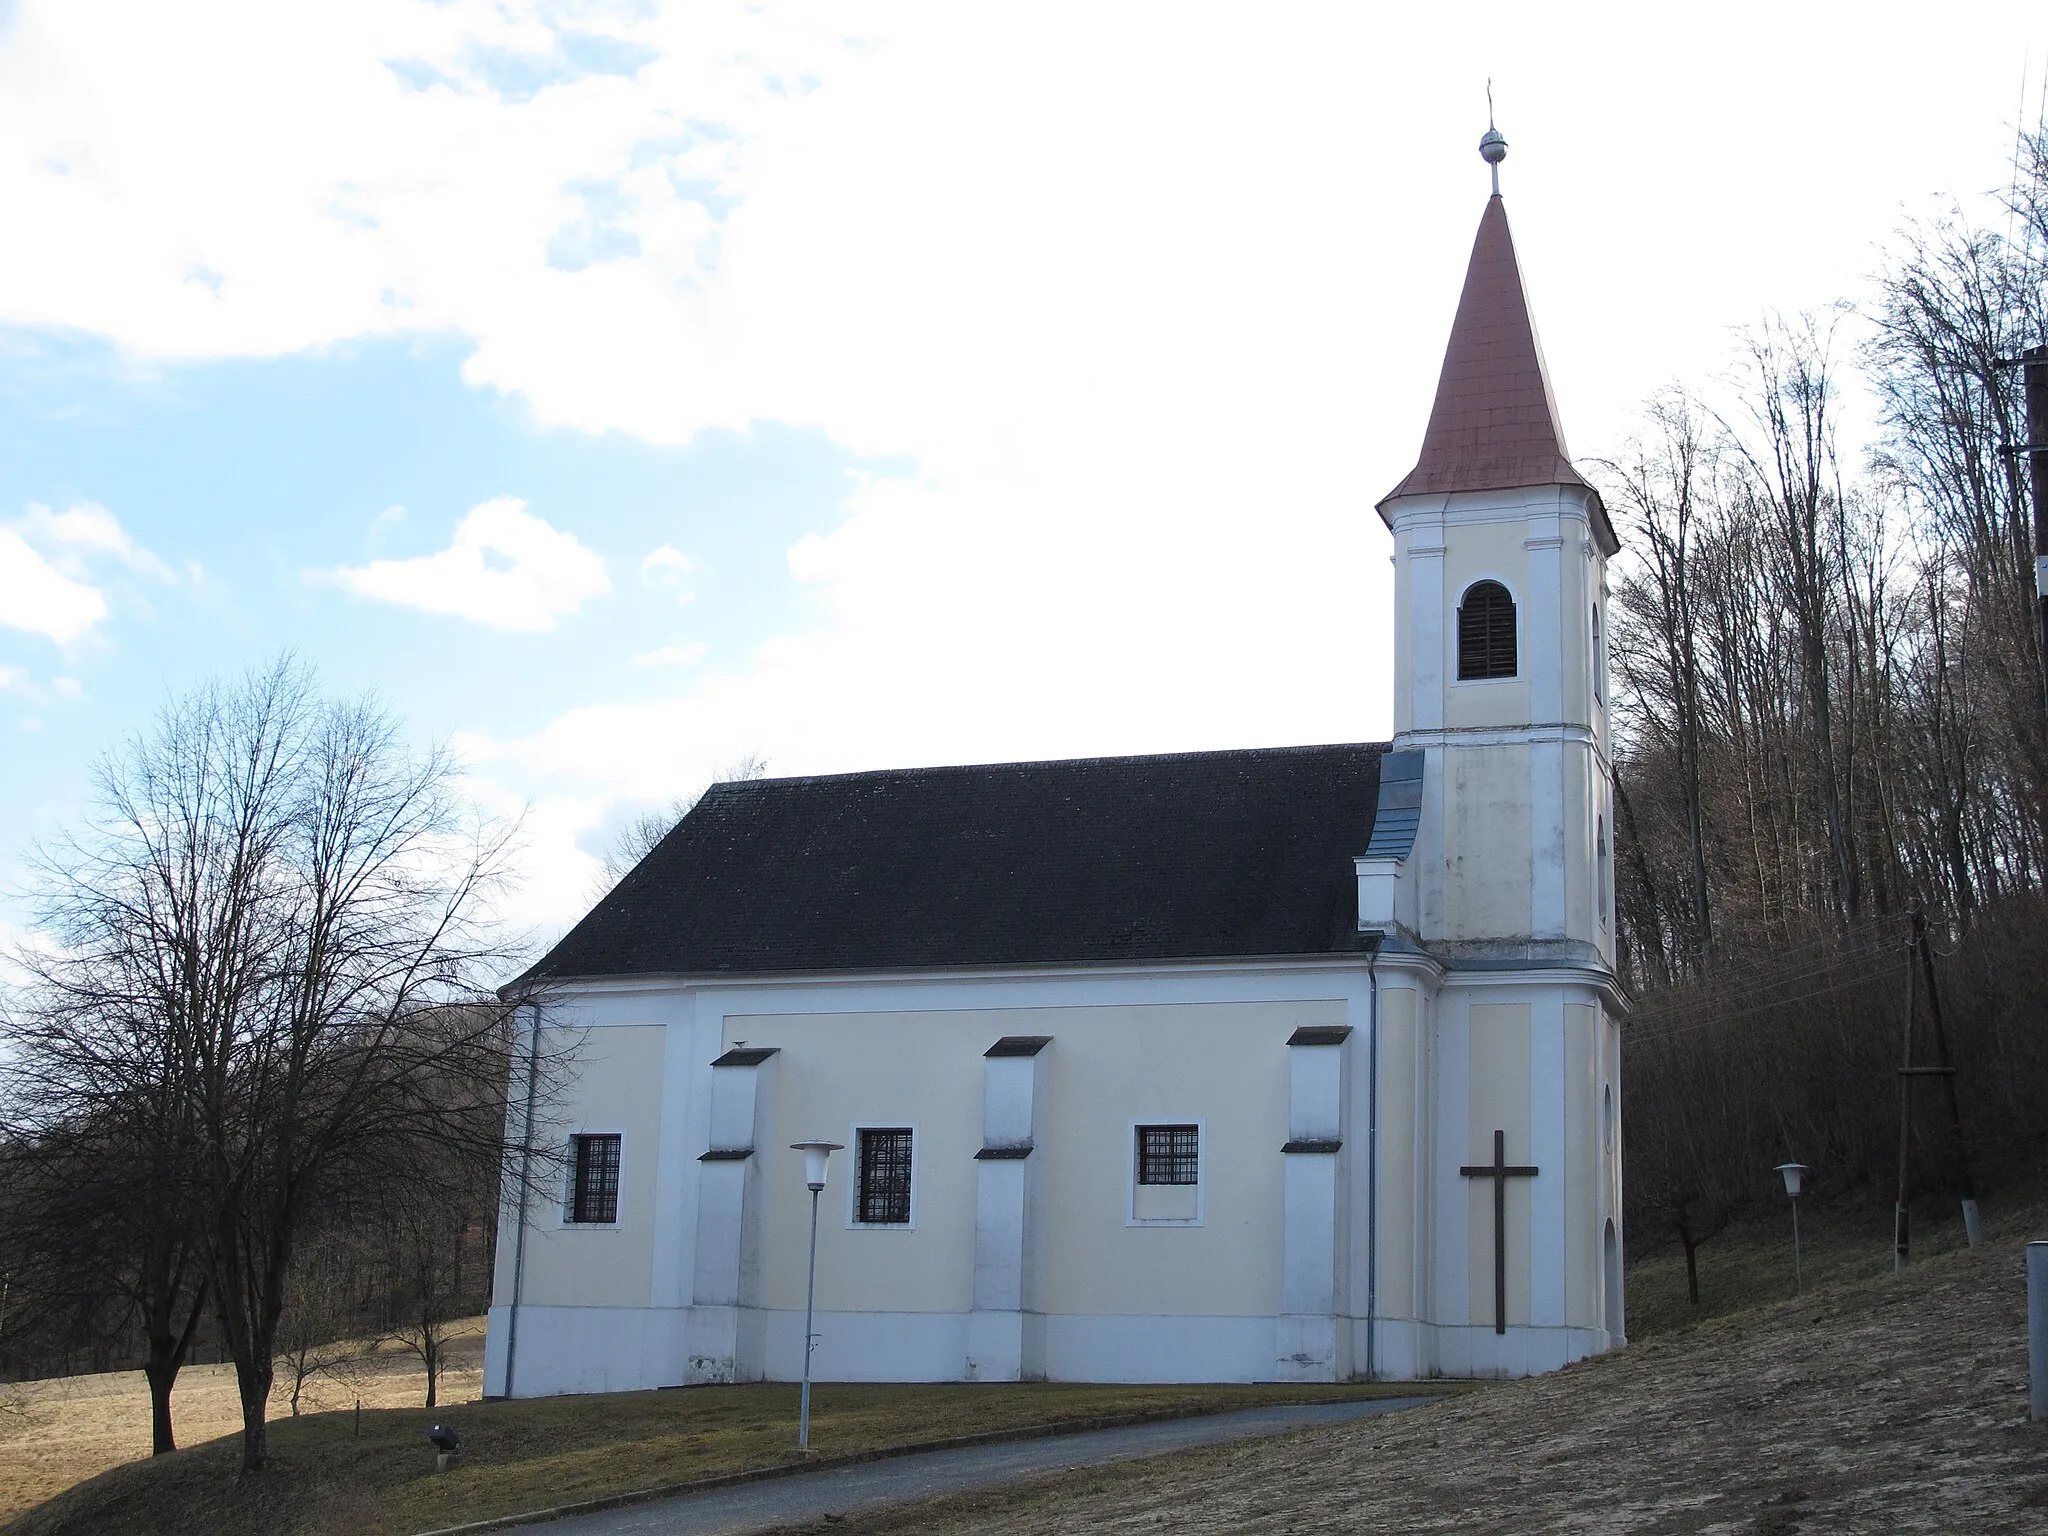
1478;82;1507;196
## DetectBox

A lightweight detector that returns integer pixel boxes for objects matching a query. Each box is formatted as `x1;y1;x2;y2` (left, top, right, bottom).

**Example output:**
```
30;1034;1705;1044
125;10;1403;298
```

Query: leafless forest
1609;121;2048;1282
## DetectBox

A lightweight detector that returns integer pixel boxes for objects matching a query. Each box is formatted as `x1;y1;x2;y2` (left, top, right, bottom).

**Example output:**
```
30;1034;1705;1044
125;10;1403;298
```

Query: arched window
1596;815;1609;924
1592;603;1604;705
1456;581;1517;680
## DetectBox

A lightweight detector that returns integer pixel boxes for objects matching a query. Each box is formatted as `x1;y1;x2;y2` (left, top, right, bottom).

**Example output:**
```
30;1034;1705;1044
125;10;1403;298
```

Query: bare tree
1603;391;1721;971
370;1080;504;1409
276;1233;365;1417
1727;310;1863;921
594;752;768;894
4;658;556;1472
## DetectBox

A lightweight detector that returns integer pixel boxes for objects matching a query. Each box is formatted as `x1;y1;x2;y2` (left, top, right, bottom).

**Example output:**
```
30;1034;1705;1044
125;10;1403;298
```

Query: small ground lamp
790;1139;844;1451
426;1423;459;1474
1774;1162;1811;1295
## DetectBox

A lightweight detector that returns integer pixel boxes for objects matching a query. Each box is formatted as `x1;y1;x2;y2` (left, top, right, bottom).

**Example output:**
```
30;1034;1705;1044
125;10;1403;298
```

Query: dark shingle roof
521;742;1388;984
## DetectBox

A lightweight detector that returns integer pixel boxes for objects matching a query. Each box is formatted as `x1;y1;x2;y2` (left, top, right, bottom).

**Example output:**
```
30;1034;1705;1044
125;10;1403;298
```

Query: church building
484;131;1627;1397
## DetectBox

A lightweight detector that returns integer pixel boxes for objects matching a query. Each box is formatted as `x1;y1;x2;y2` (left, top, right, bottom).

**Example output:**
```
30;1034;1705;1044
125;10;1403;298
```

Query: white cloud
639;544;695;604
0;500;174;647
368;503;409;548
6;1;2041;930
19;501;177;582
632;641;708;668
0;527;108;645
324;496;610;631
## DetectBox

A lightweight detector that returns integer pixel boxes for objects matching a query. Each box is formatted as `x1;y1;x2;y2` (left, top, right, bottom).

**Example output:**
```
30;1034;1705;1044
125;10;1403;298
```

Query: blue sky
1;1;2043;945
0;328;875;891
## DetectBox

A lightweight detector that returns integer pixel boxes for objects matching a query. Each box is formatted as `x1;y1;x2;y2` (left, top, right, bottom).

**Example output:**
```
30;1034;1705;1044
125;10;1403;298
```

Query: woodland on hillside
1609;120;2048;1280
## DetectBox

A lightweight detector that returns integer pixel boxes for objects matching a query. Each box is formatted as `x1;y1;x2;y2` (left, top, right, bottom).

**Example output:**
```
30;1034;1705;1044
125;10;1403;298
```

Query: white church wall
747;1009;984;1317
1440;511;1532;734
1442;744;1533;941
1040;1000;1314;1319
489;951;1621;1391
1367;983;1421;1323
1527;990;1567;1331
1564;1001;1602;1330
1396;516;1445;737
504;1021;667;1311
484;1303;690;1397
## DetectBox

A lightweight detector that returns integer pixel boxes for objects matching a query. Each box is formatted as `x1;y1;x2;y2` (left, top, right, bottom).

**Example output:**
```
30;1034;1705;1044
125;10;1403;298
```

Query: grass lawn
1624;1184;2021;1339
3;1372;1438;1536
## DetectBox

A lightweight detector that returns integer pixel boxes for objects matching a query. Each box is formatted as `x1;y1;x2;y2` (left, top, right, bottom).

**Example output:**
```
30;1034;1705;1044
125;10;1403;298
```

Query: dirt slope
801;1229;2048;1535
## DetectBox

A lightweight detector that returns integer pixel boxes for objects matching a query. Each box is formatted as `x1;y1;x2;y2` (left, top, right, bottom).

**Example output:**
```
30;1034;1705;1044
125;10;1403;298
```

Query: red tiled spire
1381;194;1593;507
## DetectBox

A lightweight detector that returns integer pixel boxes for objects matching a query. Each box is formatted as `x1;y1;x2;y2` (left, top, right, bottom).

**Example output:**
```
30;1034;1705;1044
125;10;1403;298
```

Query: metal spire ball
1478;122;1507;196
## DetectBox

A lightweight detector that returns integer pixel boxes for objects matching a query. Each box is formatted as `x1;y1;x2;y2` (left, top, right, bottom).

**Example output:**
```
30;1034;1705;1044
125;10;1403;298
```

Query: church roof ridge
706;739;1397;795
1379;193;1615;552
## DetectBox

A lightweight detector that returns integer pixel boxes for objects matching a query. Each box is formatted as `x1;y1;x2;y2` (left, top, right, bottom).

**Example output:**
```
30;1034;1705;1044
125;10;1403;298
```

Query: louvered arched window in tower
1457;581;1518;680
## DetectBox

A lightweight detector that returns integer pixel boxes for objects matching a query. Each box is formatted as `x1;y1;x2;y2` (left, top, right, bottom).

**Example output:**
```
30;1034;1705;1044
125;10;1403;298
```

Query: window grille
569;1133;621;1224
856;1127;914;1224
1136;1124;1200;1186
1457;581;1518;680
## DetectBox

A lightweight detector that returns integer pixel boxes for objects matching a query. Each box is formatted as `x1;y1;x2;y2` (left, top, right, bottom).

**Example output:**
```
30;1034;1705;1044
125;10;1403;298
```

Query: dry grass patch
0;1320;483;1526
2;1371;1423;1536
793;1206;2048;1535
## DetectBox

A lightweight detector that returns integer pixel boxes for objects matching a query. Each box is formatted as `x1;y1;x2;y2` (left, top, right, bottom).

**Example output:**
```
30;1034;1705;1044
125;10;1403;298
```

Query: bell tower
1368;127;1620;967
1353;121;1629;1379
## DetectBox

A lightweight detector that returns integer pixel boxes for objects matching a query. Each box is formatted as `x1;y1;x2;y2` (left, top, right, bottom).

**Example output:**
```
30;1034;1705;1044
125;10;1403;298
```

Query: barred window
1135;1124;1200;1186
568;1133;621;1224
856;1127;914;1224
1457;581;1518;680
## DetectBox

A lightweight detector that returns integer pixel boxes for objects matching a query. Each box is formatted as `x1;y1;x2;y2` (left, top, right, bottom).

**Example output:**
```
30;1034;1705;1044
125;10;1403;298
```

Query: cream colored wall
1443;518;1534;731
1466;1002;1532;1329
1564;1003;1600;1328
740;999;1336;1321
1374;986;1421;1320
753;1010;984;1315
508;1023;668;1310
1042;1000;1328;1316
1443;742;1532;940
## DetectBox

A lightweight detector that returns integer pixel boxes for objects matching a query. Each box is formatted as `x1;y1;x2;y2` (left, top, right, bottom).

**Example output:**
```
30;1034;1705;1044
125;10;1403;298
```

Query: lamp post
790;1139;842;1452
1775;1162;1811;1295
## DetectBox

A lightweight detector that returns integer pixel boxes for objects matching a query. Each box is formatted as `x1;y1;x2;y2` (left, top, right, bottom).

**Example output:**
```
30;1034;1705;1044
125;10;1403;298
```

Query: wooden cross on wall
1460;1128;1539;1336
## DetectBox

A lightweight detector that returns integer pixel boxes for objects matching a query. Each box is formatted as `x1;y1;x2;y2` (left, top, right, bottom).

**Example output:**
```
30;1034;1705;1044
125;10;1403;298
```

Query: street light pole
1775;1162;1811;1296
800;1182;820;1448
789;1140;842;1453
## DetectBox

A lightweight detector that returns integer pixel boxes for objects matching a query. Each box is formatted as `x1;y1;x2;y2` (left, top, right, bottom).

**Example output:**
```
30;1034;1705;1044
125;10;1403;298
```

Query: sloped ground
0;1379;1412;1536
0;1320;485;1525
795;1223;2048;1535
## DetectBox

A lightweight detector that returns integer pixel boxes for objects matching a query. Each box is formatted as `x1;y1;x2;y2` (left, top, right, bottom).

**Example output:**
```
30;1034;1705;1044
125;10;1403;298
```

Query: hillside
802;1214;2048;1535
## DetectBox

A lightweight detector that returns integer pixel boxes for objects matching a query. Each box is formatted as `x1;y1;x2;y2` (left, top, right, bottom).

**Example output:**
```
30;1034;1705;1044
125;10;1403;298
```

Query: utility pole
1894;940;1919;1272
1913;910;1980;1247
1894;909;1979;1271
2023;346;2048;709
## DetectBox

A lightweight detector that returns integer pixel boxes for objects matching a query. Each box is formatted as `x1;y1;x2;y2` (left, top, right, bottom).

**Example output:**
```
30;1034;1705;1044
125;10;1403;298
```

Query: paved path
541;1397;1436;1536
